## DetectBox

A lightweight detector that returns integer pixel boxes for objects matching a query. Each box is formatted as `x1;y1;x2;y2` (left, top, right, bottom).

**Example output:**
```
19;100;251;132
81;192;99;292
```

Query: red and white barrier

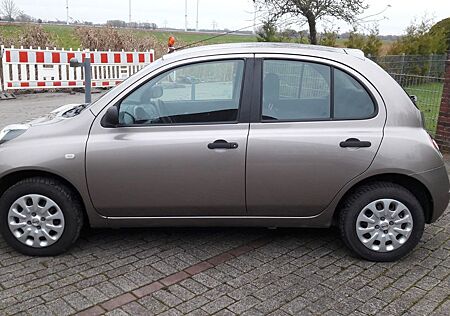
1;46;154;90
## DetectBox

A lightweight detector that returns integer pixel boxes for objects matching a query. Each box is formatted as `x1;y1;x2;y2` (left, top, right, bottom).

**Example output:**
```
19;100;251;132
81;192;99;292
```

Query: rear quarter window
333;69;376;119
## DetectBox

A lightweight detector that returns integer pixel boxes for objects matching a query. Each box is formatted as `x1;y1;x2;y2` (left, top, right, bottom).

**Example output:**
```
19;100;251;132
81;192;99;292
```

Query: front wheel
0;177;83;256
339;182;425;262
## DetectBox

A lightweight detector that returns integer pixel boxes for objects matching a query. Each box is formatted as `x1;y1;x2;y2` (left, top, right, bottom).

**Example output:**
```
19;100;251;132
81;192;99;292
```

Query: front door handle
340;138;371;148
208;139;238;150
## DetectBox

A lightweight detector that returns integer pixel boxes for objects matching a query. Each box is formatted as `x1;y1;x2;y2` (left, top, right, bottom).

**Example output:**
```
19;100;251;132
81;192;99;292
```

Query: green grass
404;82;443;135
0;24;23;37
0;24;25;46
42;25;81;49
0;24;256;49
131;29;257;44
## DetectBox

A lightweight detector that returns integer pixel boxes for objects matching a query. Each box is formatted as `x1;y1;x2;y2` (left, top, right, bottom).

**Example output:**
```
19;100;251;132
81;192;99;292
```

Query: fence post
435;51;450;151
428;53;433;77
0;45;6;92
84;55;92;104
400;53;406;74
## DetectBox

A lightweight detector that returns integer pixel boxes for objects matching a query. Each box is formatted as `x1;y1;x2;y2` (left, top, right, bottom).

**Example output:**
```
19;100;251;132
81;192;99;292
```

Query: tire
339;182;425;262
0;177;83;256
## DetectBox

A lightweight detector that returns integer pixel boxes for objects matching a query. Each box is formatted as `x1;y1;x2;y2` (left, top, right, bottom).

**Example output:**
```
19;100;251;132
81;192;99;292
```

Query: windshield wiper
62;104;89;118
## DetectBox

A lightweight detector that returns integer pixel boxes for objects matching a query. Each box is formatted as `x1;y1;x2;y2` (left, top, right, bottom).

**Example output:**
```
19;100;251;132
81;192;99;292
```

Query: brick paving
0;94;449;315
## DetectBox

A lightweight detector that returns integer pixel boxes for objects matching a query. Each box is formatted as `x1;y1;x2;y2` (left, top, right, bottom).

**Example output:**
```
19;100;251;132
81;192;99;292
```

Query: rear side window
261;60;375;121
334;69;375;119
262;60;330;120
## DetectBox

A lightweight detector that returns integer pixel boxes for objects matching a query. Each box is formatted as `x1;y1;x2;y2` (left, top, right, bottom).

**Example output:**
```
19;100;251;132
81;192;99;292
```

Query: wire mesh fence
392;74;443;135
370;54;446;135
369;54;446;77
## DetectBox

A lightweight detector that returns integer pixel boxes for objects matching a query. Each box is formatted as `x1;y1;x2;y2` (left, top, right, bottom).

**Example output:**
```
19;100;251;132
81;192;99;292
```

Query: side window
334;69;375;119
262;60;330;121
119;60;245;125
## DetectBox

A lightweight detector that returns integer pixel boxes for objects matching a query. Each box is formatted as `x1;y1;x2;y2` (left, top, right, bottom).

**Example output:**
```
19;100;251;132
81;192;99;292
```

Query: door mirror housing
101;106;119;128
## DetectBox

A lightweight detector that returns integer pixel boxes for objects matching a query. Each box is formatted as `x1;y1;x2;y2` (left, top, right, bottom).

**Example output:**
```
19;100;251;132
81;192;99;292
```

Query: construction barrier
0;46;154;91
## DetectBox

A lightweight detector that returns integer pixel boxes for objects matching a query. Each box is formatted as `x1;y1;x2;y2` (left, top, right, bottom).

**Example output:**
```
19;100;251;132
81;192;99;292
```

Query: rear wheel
0;177;83;256
339;182;425;261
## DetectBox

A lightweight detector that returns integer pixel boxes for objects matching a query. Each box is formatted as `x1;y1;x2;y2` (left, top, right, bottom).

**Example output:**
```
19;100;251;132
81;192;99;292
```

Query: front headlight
0;124;29;144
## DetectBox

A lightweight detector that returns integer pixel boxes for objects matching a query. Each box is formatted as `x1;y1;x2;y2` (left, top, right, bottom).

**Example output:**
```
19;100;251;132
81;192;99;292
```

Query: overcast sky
10;0;450;35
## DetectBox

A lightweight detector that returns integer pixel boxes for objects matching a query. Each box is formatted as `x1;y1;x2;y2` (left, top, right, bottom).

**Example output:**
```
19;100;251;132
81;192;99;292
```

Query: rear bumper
412;165;449;223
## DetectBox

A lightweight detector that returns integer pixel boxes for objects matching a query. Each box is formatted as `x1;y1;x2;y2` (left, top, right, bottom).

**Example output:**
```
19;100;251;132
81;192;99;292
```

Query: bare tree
15;13;34;23
0;0;21;21
253;0;368;45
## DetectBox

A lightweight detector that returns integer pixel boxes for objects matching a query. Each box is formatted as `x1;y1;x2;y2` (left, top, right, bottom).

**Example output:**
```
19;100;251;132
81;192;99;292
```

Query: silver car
0;43;448;261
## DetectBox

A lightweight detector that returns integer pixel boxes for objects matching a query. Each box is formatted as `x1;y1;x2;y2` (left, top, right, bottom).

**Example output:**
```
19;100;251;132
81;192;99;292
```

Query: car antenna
167;15;300;54
167;18;281;53
176;24;257;50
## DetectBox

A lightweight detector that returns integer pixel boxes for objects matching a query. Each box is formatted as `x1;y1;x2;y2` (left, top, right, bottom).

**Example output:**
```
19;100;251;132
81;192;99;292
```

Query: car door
246;56;386;217
86;57;253;217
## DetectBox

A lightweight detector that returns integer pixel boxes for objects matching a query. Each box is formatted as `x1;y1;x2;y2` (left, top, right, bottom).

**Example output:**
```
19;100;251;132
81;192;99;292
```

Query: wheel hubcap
8;194;65;248
356;199;413;252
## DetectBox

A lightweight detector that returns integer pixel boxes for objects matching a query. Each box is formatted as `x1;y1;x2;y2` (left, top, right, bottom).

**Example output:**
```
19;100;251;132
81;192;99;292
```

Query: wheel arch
334;173;433;224
0;169;90;227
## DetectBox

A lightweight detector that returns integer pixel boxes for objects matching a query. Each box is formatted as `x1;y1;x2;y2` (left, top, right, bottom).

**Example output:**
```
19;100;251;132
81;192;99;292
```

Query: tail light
429;134;441;152
420;111;426;129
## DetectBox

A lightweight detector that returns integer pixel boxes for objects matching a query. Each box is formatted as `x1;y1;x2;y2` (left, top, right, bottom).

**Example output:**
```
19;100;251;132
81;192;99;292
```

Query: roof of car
162;42;366;62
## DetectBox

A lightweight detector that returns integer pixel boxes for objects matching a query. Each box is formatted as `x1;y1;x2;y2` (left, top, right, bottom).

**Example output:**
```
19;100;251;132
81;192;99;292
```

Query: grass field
404;82;443;135
0;24;22;40
0;24;257;49
42;24;83;48
1;23;397;51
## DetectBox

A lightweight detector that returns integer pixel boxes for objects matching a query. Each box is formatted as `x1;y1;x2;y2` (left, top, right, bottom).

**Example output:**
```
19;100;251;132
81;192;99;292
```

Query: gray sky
11;0;450;35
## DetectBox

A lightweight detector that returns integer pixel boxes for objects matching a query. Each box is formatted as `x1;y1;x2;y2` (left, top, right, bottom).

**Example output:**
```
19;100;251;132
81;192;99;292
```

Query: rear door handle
340;138;371;148
208;139;239;149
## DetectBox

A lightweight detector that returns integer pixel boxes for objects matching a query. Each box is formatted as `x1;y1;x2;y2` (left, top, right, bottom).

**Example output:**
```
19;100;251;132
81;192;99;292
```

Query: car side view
0;43;448;261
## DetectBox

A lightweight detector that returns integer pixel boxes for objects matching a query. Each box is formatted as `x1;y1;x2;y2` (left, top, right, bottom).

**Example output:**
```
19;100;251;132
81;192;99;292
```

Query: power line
176;15;300;51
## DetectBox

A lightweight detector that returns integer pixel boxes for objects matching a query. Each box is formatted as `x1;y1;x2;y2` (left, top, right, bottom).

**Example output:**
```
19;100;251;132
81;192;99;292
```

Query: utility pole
196;0;199;31
253;2;257;34
184;0;188;31
129;0;132;24
66;0;69;25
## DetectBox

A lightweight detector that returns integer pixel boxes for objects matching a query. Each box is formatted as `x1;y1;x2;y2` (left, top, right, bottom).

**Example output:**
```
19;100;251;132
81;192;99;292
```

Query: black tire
339;182;425;262
0;177;83;256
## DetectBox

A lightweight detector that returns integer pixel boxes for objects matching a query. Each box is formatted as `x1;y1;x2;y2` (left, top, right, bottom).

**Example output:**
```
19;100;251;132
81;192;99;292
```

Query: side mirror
410;95;418;105
101;106;119;128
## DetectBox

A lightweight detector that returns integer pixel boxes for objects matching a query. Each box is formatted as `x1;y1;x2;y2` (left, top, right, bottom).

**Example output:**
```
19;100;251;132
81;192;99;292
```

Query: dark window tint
262;60;331;121
119;60;245;125
334;69;375;119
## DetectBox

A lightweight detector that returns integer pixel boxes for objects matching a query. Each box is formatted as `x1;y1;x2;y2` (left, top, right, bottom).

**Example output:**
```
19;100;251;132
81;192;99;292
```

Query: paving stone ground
0;93;449;315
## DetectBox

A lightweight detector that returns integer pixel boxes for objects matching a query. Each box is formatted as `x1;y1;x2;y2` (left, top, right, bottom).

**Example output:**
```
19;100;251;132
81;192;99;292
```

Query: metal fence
370;54;446;77
370;54;446;135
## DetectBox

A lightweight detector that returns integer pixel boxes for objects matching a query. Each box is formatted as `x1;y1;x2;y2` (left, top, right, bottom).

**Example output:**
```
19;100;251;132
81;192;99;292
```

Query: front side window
119;60;245;125
262;60;331;121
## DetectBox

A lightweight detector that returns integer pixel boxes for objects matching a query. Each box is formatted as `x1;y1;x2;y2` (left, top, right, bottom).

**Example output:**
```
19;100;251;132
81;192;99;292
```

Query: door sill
103;215;329;228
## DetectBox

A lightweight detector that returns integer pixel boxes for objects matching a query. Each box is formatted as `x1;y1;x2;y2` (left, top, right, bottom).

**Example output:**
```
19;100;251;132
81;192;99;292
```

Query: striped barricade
1;46;154;90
